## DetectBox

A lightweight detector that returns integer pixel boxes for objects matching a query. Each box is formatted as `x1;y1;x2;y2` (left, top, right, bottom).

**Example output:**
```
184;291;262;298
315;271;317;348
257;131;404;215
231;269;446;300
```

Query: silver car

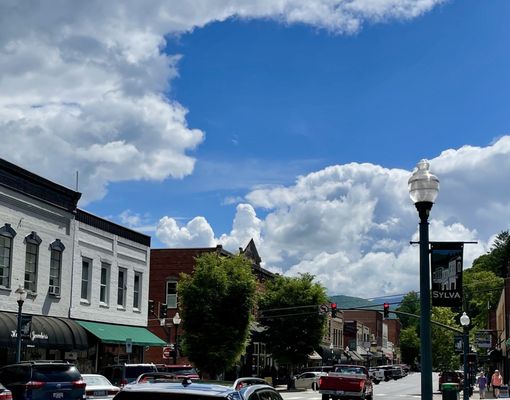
294;372;324;390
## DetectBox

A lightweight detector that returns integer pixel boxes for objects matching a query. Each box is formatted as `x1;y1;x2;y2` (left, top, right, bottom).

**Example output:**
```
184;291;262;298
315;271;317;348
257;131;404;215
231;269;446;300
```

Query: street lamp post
460;312;470;400
15;286;27;363
330;343;334;363
172;312;181;365
408;159;440;400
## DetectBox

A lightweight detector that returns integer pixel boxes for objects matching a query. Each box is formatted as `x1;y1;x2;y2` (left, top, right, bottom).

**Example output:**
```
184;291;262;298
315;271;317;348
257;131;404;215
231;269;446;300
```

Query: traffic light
160;303;168;319
383;303;390;318
148;299;155;316
331;303;338;318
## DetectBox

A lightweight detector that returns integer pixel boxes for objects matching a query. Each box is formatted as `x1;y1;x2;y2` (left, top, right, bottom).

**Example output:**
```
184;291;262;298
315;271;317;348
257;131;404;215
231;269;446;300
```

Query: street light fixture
408;159;440;400
172;312;181;364
460;312;470;400
15;286;27;363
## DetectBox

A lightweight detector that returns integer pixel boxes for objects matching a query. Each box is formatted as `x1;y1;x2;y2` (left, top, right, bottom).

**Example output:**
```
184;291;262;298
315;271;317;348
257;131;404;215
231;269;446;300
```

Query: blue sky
1;0;510;297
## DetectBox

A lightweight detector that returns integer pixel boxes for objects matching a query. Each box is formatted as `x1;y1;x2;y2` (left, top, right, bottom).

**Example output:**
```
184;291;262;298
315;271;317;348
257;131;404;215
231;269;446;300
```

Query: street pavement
276;372;495;399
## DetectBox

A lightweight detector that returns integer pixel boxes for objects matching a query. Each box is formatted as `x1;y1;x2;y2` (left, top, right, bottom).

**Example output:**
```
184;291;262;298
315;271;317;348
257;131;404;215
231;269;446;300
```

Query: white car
294;372;324;390
82;374;120;400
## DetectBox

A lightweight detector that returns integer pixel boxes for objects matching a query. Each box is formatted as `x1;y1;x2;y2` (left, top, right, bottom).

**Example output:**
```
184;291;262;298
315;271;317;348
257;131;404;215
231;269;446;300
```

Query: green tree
463;269;503;329
431;307;459;371
471;231;510;278
259;273;328;368
178;253;257;378
399;326;420;367
396;291;420;330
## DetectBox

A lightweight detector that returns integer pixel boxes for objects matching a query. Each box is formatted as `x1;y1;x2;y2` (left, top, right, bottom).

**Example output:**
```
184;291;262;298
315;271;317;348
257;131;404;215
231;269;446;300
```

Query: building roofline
77;208;151;247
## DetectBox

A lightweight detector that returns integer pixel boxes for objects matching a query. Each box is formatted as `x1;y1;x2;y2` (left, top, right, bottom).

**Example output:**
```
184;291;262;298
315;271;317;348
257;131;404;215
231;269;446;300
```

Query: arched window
49;239;65;296
24;231;42;292
0;223;16;288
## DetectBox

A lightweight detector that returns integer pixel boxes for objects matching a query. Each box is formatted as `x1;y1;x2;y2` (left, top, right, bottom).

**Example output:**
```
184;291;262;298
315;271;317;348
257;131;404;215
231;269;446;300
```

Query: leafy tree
400;326;420;367
396;291;420;330
463;269;503;329
471;231;510;278
178;253;257;378
431;307;459;371
259;273;328;368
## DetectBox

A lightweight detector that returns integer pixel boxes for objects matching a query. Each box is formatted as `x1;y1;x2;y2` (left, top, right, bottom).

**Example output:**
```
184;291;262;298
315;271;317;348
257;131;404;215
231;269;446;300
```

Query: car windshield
165;368;198;375
336;367;364;375
32;365;81;382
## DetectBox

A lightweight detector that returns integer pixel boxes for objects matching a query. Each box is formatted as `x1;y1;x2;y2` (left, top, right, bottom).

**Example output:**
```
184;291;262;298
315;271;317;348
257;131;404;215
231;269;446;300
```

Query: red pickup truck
319;365;373;400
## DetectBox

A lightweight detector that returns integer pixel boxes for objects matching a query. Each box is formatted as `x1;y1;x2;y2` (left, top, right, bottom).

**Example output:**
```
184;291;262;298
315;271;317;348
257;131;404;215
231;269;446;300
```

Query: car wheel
322;394;329;400
312;382;317;391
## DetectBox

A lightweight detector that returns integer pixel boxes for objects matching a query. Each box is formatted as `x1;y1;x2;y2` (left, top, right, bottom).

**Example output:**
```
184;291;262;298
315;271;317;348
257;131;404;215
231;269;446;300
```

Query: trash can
441;383;460;400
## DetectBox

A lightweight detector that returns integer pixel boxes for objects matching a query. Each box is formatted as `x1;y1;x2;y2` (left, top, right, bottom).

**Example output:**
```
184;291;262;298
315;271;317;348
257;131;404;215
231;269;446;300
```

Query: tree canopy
259;273;328;367
178;253;257;378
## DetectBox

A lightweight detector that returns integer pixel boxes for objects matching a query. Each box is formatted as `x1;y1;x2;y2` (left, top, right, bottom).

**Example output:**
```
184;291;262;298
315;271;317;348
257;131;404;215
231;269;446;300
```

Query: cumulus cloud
156;137;508;297
0;0;443;202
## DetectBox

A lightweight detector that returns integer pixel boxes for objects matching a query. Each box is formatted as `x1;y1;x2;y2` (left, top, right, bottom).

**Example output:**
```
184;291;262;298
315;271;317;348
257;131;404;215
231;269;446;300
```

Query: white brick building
0;158;163;371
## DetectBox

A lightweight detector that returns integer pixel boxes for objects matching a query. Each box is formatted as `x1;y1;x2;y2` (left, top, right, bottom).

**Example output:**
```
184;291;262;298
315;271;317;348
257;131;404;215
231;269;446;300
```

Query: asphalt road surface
279;372;449;400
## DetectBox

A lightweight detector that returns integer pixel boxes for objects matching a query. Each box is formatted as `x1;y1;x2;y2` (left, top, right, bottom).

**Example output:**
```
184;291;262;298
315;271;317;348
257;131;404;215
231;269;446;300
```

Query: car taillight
319;377;324;386
120;379;128;387
0;391;13;400
359;380;365;390
72;380;86;389
25;381;46;390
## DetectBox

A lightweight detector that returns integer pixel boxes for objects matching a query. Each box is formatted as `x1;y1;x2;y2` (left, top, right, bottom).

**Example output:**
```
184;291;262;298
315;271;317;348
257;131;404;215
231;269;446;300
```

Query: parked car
0;383;12;400
438;371;463;391
155;365;200;380
0;361;85;400
319;365;373;400
82;374;120;400
113;379;282;400
368;368;385;384
101;364;158;387
294;372;323;390
232;377;270;391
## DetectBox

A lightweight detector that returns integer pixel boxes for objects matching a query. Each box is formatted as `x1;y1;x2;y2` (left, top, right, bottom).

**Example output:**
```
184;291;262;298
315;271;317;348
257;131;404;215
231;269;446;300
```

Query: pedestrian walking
477;372;487;399
491;369;503;398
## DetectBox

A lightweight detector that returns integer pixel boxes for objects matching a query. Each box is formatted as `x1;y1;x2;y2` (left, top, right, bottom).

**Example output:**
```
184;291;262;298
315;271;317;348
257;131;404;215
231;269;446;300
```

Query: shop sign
475;331;492;348
430;242;463;307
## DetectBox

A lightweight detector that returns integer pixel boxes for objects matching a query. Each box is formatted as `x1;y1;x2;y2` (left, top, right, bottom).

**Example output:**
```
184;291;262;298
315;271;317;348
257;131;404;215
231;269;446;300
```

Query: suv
0;361;85;400
101;364;157;387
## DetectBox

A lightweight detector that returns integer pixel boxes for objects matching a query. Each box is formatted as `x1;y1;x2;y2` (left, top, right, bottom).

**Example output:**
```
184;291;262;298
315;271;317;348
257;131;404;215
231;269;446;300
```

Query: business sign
125;338;132;354
431;242;463;307
475;331;492;349
454;335;463;353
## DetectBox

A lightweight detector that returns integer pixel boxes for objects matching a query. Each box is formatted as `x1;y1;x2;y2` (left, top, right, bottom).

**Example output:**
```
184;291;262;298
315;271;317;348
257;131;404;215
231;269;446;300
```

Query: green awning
77;320;166;346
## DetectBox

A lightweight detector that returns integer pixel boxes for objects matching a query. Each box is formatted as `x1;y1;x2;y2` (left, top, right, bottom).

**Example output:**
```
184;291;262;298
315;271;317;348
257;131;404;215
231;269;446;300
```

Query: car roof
121;381;235;396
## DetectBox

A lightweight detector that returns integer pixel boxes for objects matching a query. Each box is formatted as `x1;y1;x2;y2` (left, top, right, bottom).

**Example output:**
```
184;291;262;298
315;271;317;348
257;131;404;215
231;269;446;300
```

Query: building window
81;258;91;300
133;272;142;309
0;224;16;288
24;232;41;293
49;239;65;296
100;262;110;304
117;268;127;307
166;280;177;308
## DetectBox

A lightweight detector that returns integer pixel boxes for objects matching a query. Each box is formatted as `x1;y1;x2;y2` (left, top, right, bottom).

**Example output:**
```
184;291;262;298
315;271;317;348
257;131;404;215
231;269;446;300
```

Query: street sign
162;345;174;359
126;338;132;354
454;335;463;353
319;304;329;315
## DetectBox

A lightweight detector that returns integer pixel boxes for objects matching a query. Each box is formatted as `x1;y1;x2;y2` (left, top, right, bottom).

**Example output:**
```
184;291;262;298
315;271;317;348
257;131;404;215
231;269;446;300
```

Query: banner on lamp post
430;242;463;307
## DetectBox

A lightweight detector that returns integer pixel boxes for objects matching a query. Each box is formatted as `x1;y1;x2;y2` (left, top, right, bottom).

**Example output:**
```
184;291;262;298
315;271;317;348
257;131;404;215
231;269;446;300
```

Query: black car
114;378;283;400
0;361;85;400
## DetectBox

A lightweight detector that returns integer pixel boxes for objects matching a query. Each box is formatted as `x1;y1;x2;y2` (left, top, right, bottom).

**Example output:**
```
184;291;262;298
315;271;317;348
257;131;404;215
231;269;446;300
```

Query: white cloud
155;137;508;297
0;0;443;202
156;216;216;248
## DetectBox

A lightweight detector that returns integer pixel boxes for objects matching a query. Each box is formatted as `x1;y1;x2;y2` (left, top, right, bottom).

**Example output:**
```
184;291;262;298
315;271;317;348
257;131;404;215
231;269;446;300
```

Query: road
279;372;451;400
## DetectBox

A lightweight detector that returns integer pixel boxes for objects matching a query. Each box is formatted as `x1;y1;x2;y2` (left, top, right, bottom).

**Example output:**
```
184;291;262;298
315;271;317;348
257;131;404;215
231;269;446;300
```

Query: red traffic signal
383;303;390;318
331;303;338;318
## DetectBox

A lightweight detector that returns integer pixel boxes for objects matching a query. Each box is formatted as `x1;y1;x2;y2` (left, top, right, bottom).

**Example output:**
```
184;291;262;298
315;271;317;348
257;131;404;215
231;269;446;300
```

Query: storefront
0;312;89;367
76;320;166;372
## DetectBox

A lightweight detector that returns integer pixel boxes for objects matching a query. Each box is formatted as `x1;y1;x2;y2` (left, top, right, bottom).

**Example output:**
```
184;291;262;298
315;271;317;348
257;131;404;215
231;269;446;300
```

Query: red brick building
145;240;273;370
